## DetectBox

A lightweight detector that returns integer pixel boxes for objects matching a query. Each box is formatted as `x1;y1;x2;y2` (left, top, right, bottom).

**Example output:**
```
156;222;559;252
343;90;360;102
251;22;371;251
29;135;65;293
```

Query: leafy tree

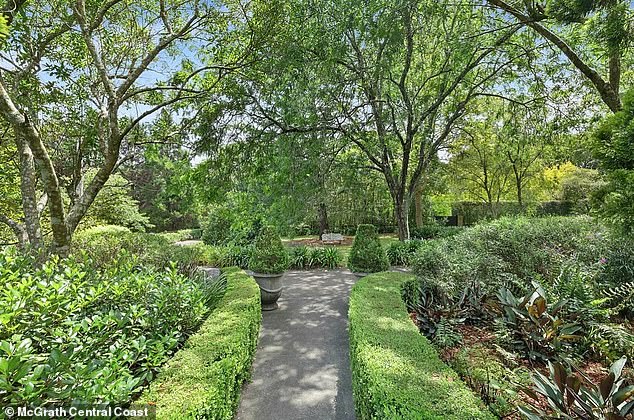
488;0;633;112
236;0;522;239
592;89;634;232
0;0;257;255
81;173;151;232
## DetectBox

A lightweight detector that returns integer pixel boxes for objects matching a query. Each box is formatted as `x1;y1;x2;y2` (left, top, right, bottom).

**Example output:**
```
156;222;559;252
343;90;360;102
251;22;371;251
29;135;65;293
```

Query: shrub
202;206;233;245
349;271;495;419
0;248;225;406
72;227;212;275
289;246;343;269
289;245;310;268
136;268;261;419
411;216;604;299
386;240;424;266
220;245;252;269
248;226;289;274
309;247;342;269
347;224;389;273
410;225;463;240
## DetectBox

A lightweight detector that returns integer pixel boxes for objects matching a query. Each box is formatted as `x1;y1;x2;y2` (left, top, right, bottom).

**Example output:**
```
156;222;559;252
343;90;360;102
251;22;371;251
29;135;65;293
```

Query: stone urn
251;272;284;311
247;225;290;312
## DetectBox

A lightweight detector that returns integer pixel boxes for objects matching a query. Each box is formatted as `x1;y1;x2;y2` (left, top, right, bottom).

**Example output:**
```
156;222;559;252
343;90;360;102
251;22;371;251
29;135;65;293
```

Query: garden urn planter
252;272;284;311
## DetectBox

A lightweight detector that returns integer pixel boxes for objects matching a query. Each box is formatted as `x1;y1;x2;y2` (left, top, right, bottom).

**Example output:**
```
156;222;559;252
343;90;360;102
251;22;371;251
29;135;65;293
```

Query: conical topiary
347;224;389;273
248;226;289;274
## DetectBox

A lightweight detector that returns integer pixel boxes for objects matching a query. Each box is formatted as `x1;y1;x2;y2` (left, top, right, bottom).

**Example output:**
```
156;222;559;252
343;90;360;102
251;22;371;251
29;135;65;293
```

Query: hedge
137;267;261;419
348;271;494;420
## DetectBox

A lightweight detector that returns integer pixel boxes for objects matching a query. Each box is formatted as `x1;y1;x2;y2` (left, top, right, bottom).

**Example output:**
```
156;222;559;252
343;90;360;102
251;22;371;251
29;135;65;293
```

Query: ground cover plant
0;247;226;407
404;216;634;418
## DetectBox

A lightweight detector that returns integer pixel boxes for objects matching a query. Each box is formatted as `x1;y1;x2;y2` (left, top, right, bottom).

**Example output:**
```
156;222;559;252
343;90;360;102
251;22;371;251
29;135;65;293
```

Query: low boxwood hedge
137;267;261;419
348;271;494;420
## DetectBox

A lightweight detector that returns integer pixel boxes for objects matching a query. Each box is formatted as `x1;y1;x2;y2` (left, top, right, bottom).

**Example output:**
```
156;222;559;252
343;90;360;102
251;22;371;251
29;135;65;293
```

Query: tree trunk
414;186;424;228
317;202;329;236
394;197;410;241
17;137;44;250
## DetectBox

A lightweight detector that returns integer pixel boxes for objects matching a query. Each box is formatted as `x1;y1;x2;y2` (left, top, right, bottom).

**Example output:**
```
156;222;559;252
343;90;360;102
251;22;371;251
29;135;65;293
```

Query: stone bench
321;233;344;244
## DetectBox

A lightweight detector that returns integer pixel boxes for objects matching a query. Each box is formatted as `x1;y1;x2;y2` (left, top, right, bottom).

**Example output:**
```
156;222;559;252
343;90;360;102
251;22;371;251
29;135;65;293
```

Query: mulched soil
408;314;631;419
286;236;355;247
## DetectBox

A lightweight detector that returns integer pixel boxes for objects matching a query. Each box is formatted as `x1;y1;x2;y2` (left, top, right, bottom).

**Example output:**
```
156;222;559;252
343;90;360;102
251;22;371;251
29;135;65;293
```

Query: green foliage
451;345;531;418
347;224;389;273
598;236;634;287
520;357;634;419
220;245;252;269
349;271;495;419
592;89;634;233
72;226;199;275
248;226;289;274
410;225;464;240
409;216;634;364
432;318;463;348
411;216;604;299
558;167;604;214
137;268;261;419
386;240;425;266
202;206;233;245
0;248;225;406
495;283;583;363
288;246;343;269
82;173;152;232
289;245;310;268
451;201;574;225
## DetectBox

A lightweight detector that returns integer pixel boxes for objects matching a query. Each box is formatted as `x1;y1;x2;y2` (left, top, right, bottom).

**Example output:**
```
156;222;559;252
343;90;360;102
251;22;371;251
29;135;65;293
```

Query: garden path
236;269;357;420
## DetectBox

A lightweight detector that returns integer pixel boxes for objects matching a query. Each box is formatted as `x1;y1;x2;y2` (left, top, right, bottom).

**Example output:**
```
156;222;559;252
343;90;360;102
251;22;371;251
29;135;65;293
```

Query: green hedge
348;271;494;420
137;268;261;419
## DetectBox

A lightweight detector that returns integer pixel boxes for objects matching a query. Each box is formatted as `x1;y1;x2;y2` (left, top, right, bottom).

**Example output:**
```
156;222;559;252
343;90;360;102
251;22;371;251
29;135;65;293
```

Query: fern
589;323;634;362
433;318;463;348
603;281;634;313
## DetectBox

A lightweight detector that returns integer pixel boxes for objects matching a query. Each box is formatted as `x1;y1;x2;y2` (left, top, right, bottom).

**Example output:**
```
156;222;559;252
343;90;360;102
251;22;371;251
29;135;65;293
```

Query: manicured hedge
137;267;261;419
348;271;494;420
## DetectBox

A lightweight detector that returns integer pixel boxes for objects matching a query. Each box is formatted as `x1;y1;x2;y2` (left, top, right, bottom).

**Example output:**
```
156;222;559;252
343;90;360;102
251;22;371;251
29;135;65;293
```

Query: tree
0;0;255;255
448;120;512;212
592;89;634;232
234;0;522;239
487;0;633;112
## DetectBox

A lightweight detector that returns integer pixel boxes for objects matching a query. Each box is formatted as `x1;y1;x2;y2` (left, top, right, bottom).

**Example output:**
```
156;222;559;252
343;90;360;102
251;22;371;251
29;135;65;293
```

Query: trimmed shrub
137;268;261;419
451;201;575;226
349;271;494;419
347;224;389;273
248;226;289;274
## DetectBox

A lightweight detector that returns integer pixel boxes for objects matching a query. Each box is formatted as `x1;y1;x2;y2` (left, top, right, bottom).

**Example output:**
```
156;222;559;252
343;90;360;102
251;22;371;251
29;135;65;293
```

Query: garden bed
404;216;634;418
